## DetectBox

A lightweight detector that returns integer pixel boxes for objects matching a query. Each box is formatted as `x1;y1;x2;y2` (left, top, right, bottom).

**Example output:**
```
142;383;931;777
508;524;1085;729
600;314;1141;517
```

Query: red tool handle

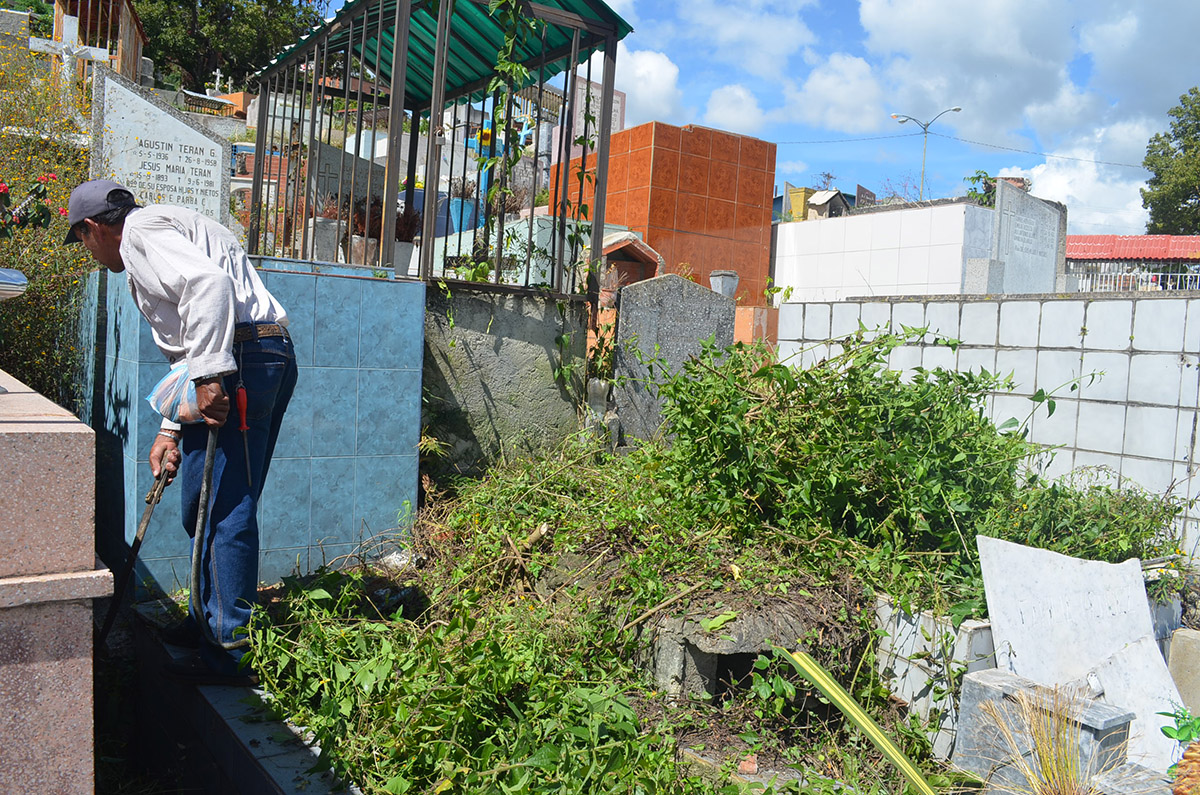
237;385;249;433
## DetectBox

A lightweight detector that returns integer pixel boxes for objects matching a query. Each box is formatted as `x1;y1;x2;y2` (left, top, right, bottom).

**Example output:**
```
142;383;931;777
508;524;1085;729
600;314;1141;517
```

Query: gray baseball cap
63;180;139;244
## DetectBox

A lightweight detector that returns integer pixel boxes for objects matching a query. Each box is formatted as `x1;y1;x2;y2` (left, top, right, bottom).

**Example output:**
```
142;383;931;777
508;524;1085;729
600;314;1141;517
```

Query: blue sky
326;0;1200;234
597;0;1200;235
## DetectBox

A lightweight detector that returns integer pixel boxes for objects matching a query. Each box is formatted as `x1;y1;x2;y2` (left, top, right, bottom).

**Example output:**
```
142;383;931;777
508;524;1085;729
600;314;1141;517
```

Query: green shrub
980;469;1185;565
651;332;1033;554
0;48;94;409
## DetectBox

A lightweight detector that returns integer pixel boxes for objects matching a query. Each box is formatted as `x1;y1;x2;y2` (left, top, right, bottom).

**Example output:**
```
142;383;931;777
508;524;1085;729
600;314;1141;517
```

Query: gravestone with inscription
991;179;1064;294
92;70;231;224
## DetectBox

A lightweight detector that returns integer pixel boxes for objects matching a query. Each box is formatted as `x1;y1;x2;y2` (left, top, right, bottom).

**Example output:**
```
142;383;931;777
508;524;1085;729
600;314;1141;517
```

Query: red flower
36;175;46;183
58;207;68;216
0;183;8;194
46;173;56;181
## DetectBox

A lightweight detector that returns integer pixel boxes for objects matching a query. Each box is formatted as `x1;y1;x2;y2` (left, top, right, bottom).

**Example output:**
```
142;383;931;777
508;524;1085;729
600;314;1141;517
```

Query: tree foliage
136;0;327;91
1142;87;1200;234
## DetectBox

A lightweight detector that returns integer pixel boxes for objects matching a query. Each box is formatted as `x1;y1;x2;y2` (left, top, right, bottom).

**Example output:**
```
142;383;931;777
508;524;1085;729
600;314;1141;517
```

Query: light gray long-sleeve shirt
119;205;288;429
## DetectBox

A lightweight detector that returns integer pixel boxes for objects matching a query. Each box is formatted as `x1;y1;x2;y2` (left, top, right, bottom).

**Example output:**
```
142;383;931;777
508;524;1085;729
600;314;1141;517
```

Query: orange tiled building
553;121;777;306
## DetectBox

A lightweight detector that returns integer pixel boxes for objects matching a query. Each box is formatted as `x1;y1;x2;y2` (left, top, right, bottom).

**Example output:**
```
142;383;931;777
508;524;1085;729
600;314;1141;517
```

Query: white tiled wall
778;294;1200;552
774;205;968;302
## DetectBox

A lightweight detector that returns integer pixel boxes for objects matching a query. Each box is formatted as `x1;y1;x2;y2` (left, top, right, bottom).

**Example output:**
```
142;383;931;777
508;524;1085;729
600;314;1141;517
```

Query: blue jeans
179;331;297;675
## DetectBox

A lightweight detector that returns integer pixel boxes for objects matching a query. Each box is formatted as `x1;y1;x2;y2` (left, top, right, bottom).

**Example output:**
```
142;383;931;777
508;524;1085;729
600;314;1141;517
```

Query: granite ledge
0;569;113;609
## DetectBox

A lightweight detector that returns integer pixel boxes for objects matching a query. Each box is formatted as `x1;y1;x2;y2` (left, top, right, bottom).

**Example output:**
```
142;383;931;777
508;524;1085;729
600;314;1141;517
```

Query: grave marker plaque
613;274;736;442
91;70;231;224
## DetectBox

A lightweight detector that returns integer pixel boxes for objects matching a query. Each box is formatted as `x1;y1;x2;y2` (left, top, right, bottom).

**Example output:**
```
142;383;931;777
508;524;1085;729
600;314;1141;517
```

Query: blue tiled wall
87;265;424;593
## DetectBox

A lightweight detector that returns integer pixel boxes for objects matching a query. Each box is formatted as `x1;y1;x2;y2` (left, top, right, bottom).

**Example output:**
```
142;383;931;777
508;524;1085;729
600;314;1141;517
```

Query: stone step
132;605;361;795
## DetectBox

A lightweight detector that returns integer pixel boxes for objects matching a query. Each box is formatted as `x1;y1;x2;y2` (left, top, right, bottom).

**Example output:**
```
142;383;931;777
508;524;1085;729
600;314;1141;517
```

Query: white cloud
1007;126;1151;235
859;0;1077;145
780;54;885;133
675;0;815;79
776;160;809;178
703;85;765;135
608;43;689;126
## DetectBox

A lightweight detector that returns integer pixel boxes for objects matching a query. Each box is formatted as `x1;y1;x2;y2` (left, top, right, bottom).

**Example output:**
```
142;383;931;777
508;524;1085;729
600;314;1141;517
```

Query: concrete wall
422;287;587;479
83;264;424;593
0;369;111;793
774;203;973;302
778;292;1200;551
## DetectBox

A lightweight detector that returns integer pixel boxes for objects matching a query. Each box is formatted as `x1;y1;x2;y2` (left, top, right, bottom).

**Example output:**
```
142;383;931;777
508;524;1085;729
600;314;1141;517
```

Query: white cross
213;67;223;93
30;15;109;126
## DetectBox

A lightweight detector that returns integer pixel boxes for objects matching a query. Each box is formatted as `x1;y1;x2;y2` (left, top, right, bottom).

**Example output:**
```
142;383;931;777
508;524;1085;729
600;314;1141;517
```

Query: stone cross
211;66;223;96
29;15;109;127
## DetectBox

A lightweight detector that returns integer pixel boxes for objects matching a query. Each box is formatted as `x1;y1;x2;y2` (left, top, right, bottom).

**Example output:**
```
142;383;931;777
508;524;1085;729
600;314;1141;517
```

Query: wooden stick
621;583;703;632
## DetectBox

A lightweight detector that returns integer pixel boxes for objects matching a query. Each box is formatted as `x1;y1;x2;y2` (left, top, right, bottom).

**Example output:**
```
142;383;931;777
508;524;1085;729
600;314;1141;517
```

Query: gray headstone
613;274;735;442
91;70;231;226
953;667;1134;792
992;180;1064;294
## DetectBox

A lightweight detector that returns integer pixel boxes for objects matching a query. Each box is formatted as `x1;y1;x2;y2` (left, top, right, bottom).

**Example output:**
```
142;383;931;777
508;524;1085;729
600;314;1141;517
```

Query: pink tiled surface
0;601;95;792
0;371;96;579
558;121;777;305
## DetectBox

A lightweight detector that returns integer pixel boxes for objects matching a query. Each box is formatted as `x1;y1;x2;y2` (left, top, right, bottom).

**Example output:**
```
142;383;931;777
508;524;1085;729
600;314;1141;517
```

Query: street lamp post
890;106;961;201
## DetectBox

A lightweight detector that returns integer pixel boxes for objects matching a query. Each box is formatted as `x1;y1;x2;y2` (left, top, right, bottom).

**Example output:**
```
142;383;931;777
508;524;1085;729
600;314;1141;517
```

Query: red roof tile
1066;235;1200;261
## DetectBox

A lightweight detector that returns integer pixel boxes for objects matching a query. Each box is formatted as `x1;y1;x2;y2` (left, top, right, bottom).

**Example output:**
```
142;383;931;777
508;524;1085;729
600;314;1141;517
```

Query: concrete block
891;302;925;333
1085;301;1134;351
1132;299;1186;352
1128;354;1185;407
998;301;1041;348
778;303;803;340
1080;351;1131;402
1123;405;1179;460
925;302;960;339
803;302;831;340
830;302;861;338
1040;300;1086;349
859;301;891;334
960;302;999;346
958;347;997;375
1077;401;1128;454
874;597;996;760
953;668;1133;791
1168;628;1200;715
1036;349;1082;393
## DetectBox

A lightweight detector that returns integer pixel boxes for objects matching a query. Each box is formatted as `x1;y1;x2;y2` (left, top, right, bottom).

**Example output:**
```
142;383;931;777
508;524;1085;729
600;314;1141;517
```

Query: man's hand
195;377;230;427
149;433;181;483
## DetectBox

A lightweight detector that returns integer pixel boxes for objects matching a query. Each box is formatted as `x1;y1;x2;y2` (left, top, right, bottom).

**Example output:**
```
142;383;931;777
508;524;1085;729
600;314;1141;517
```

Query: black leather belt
233;323;288;343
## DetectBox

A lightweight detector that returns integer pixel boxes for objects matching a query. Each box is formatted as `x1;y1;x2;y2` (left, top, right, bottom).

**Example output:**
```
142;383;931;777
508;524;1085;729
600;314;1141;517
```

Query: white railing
1070;271;1200;292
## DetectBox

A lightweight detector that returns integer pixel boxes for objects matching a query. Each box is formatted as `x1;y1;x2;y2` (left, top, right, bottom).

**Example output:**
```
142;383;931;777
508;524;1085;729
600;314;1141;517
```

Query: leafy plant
978;468;1185;568
1160;703;1200;776
781;648;936;795
965;170;996;207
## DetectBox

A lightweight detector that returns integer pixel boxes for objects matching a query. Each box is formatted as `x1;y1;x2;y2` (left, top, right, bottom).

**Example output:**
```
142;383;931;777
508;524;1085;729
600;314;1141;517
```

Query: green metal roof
258;0;632;109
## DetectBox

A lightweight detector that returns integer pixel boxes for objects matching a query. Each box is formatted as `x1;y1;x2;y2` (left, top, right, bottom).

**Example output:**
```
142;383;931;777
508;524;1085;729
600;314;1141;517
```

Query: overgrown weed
253;331;1187;793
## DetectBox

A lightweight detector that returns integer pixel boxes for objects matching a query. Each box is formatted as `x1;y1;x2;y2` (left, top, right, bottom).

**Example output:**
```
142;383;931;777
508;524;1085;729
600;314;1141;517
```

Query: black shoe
159;620;201;649
162;653;259;687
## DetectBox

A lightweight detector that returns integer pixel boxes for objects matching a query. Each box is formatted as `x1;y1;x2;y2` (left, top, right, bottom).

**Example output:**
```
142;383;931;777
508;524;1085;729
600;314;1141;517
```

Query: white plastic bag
145;362;205;424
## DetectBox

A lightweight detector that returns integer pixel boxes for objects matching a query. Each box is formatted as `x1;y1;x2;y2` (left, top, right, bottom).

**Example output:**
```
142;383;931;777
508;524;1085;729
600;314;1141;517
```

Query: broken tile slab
1094;762;1171;795
1086;635;1182;772
873;597;996;759
977;536;1155;685
1168;628;1200;715
952;667;1134;793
